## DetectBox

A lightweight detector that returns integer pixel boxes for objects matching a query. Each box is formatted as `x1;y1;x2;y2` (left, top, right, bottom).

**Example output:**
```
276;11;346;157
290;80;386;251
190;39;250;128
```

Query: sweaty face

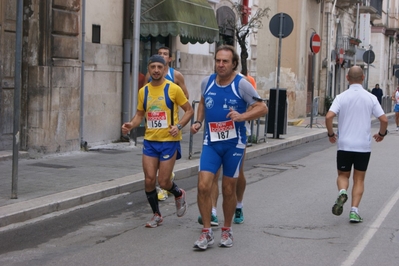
148;62;165;81
215;50;235;78
158;49;171;64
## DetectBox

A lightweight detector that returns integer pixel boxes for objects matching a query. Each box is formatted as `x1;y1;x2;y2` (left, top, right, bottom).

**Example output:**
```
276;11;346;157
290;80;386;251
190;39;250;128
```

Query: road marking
341;186;399;266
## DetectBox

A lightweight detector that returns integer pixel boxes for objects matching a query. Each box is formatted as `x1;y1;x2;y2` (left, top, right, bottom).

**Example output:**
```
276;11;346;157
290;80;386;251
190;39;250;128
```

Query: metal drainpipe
122;0;131;125
79;0;87;150
130;0;141;145
326;0;337;97
354;2;359;65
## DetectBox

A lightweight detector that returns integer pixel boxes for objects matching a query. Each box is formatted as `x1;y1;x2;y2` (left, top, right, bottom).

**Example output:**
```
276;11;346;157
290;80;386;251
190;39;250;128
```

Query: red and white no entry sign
310;33;321;54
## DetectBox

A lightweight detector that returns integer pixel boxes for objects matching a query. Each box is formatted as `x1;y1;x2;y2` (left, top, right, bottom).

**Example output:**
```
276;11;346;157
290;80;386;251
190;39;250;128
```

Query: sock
145;189;161;216
236;202;243;209
167;182;182;198
212;207;217;216
339;189;347;194
203;227;212;233
351;207;359;213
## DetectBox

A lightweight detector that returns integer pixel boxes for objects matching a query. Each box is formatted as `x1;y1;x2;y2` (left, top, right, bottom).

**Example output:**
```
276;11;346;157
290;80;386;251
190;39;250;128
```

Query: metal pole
122;0;131;124
274;12;284;139
79;0;87;150
354;2;359;65
366;50;370;90
11;0;23;199
130;0;141;145
310;53;315;128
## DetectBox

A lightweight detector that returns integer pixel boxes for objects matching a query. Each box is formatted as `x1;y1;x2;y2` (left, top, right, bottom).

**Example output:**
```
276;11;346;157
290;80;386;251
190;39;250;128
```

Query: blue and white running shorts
199;143;244;178
143;140;181;161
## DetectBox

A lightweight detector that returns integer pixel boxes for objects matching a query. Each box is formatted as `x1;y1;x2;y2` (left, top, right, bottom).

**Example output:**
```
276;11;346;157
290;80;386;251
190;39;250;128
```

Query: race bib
147;111;168;128
208;120;237;142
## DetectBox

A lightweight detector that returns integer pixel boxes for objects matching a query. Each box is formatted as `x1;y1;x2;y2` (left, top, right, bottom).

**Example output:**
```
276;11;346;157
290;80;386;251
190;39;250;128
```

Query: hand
169;125;180;138
121;122;133;135
373;133;384;142
190;123;201;134
226;108;243;122
328;133;337;144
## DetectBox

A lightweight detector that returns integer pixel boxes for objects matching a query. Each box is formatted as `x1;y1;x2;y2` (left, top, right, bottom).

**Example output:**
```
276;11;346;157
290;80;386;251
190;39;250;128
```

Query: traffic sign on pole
310;33;321;54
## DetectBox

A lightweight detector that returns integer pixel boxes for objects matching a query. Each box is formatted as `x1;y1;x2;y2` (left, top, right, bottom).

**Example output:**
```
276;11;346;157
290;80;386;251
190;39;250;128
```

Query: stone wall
25;0;81;154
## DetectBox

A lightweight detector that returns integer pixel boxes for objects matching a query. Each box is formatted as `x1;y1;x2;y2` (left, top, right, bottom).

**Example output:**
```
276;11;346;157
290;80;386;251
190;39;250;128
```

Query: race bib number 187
208;120;237;142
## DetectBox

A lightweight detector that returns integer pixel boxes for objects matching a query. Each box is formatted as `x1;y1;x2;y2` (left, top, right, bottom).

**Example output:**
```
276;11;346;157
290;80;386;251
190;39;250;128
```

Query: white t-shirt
329;84;385;152
394;90;399;105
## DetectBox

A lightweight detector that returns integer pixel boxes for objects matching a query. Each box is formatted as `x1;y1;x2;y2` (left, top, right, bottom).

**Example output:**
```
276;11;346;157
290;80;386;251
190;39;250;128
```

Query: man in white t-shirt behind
325;66;388;223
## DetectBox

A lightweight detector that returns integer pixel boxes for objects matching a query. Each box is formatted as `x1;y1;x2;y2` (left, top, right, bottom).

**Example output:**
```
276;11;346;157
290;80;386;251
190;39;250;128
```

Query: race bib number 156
147;111;168;128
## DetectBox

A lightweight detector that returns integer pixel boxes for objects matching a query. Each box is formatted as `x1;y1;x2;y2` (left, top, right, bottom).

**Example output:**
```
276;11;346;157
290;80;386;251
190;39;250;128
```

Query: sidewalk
0;114;390;228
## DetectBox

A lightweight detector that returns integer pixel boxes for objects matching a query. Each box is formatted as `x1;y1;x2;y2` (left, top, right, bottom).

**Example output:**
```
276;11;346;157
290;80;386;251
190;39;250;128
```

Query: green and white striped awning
132;0;219;44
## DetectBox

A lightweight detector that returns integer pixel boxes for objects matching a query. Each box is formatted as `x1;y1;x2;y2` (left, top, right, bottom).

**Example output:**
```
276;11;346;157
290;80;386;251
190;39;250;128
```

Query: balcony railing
337;36;357;56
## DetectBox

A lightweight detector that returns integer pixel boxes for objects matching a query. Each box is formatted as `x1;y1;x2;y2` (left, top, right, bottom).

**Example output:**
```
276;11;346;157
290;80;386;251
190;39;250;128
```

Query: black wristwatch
176;124;183;130
378;130;388;137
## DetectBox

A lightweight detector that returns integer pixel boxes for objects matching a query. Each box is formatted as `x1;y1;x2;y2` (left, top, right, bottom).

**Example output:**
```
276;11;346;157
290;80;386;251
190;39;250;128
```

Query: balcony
336;0;359;8
385;11;399;36
337;36;358;56
336;0;382;20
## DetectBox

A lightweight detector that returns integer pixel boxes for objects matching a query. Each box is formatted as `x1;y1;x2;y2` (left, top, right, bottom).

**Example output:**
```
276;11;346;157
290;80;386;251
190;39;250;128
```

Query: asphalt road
0;124;398;266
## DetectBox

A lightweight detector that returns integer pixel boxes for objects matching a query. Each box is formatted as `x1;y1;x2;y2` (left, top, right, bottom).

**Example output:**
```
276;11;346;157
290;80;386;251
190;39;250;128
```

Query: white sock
351;207;359;213
212;207;217;216
339;189;347;194
236;202;243;209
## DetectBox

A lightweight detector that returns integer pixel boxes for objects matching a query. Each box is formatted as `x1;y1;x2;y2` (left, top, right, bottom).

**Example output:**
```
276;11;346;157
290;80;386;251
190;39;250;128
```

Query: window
92;25;101;43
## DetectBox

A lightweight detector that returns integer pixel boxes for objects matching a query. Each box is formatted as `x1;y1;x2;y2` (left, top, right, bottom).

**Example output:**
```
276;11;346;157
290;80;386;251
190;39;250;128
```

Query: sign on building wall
359;13;371;48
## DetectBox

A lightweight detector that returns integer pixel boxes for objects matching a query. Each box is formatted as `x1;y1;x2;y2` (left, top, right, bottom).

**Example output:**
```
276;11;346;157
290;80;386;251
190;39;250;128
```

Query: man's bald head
347;66;364;84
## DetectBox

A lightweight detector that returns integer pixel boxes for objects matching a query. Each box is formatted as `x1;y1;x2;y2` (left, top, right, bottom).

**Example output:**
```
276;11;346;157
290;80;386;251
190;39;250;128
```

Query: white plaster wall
85;0;123;46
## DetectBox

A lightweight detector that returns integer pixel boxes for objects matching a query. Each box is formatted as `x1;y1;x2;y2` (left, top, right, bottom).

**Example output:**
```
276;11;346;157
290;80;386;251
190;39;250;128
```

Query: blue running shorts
199;143;244;178
143;140;181;161
394;104;399;112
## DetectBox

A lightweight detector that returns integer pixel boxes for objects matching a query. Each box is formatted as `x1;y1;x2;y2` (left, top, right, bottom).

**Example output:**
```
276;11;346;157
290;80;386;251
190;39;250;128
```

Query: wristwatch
176;124;182;130
378;130;388;137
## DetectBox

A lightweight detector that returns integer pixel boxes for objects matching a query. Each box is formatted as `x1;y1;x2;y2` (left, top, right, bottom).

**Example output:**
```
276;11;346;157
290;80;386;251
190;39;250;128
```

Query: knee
158;177;171;189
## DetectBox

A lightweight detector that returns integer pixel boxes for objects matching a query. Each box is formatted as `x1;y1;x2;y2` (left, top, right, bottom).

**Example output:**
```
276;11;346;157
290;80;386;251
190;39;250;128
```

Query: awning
132;0;219;44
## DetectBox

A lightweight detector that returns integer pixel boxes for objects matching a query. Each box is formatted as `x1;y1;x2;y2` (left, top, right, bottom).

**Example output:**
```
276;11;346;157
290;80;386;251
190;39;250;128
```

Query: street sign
339;48;344;64
310;33;321;54
269;13;294;38
363;50;375;64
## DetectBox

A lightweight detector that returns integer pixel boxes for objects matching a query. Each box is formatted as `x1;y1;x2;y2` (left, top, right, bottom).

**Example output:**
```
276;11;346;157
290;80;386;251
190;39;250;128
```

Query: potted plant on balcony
349;37;361;46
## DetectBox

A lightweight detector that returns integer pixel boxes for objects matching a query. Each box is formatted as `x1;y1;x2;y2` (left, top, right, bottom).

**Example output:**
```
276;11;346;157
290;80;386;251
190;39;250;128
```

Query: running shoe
332;191;348;216
175;189;187;217
197;214;219;226
233;208;244;224
145;213;163;228
219;227;233;248
193;229;214;250
349;211;363;223
156;186;168;201
157;172;175;199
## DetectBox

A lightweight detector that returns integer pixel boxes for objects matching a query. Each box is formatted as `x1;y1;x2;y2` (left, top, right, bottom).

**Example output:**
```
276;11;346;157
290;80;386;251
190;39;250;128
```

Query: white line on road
341;186;399;266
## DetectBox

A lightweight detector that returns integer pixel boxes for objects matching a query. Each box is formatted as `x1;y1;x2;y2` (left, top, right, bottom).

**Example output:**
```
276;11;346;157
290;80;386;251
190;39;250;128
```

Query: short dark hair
215;45;240;71
375;84;379;87
157;46;172;57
